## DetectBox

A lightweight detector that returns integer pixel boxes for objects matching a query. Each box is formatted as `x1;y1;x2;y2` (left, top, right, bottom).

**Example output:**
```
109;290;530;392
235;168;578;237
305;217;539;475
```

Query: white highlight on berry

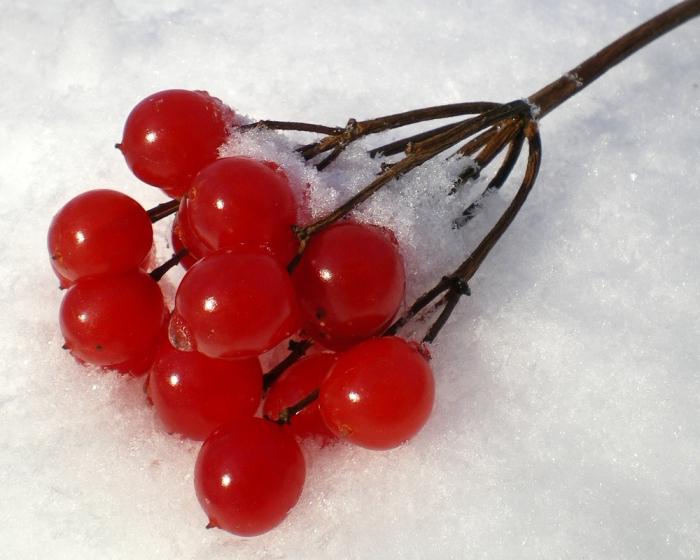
203;297;217;312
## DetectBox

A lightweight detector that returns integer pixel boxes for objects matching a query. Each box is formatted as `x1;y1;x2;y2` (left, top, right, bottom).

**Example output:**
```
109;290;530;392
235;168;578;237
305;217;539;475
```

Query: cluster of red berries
48;89;435;537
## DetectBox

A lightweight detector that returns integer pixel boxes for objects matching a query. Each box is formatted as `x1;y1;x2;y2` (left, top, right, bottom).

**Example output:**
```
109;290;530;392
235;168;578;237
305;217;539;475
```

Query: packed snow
1;1;698;558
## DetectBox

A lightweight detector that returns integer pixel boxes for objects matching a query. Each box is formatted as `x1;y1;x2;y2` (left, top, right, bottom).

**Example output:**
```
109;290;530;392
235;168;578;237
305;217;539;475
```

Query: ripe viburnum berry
48;189;153;285
319;336;434;450
194;417;305;536
148;341;262;440
169;250;301;359
182;157;299;265
59;270;168;375
170;199;212;269
292;221;405;350
119;89;235;198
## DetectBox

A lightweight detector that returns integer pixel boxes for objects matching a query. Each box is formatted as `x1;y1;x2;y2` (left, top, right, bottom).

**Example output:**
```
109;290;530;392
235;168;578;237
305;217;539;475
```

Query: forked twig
250;1;699;345
250;1;699;411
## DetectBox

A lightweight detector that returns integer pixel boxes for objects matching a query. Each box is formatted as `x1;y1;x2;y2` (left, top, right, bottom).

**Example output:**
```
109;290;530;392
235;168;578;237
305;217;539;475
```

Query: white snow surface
1;1;699;558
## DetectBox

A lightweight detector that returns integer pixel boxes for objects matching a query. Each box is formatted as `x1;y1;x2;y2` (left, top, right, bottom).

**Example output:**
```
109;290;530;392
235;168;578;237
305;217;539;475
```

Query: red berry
48;189;153;284
292;222;405;350
50;259;72;290
148;341;262;440
319;337;434;450
169;251;301;359
119;89;234;198
264;353;337;442
59;270;167;374
170;216;197;269
194;417;305;536
171;200;210;269
182;157;299;265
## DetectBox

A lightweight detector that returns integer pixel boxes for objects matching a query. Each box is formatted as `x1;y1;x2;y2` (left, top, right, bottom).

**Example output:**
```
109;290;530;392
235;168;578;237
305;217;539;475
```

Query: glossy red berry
182;157;299;265
59;270;167;374
292;222;405;350
50;259;72;290
170;200;210;269
148;341;262;440
264;353;337;441
319;337;434;450
194;417;305;536
170;216;197;269
119;89;234;198
48;189;153;284
169;250;301;359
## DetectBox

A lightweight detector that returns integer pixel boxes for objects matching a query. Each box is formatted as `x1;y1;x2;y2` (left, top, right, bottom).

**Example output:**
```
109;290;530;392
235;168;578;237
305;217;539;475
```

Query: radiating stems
387;123;541;341
258;1;700;354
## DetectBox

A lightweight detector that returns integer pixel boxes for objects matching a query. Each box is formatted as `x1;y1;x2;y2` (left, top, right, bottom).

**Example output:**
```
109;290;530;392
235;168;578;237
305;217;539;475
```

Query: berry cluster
48;89;435;537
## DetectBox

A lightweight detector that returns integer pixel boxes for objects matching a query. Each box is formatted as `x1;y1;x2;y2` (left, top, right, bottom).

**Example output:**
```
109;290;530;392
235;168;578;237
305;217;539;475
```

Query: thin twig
262;339;313;391
260;1;700;386
149;249;188;281
146;199;179;223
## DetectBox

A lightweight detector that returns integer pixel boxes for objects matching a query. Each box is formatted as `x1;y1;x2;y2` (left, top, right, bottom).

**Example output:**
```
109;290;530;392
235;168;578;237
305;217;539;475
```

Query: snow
1;1;699;558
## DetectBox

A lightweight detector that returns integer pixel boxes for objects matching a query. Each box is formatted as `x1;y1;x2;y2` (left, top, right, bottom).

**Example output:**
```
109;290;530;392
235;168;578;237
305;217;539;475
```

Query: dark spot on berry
315;307;326;320
95;344;103;350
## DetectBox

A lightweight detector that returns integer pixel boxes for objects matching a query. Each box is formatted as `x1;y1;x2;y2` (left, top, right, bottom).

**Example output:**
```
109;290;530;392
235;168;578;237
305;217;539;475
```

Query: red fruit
50;259;72;289
263;353;337;441
171;209;207;270
149;341;262;440
292;222;405;350
319;337;434;450
182;157;299;265
169;251;301;359
48;189;153;284
59;270;167;374
170;217;196;269
194;417;305;536
119;89;234;198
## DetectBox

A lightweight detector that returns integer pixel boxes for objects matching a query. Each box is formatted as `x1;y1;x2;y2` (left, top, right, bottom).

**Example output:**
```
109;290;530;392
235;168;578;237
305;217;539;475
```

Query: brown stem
262;339;313;391
149;249;188;281
146;199;179;223
299;102;501;160
387;123;541;338
454;132;526;228
239;120;341;135
449;119;521;193
277;2;699;347
296;101;531;244
528;0;700;118
451;123;541;283
268;389;320;425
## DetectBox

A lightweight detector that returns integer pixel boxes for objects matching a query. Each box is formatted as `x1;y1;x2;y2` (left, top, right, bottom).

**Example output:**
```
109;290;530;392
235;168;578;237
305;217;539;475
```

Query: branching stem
251;1;699;396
